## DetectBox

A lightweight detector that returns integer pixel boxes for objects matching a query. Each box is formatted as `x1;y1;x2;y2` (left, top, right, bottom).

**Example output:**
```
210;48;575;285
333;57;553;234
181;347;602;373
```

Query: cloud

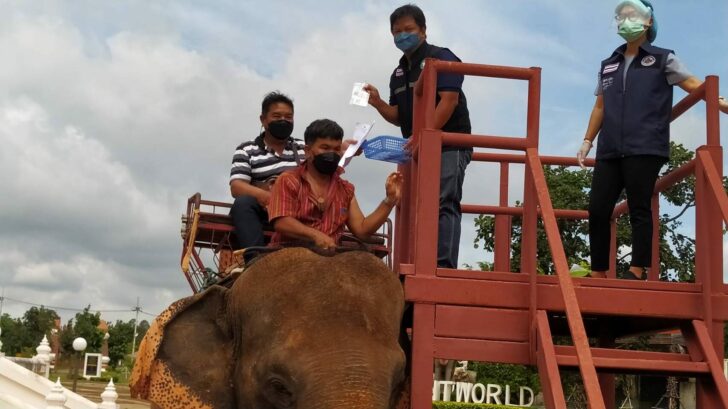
0;96;187;319
1;0;726;324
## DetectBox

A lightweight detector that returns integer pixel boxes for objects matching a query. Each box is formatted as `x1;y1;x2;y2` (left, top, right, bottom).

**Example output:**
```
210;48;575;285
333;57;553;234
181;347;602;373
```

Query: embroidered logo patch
395;68;404;77
641;55;656;66
602;63;620;74
602;76;614;91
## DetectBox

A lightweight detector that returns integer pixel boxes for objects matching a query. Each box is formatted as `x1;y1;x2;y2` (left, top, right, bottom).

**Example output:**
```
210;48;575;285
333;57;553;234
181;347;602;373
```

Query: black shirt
387;41;471;150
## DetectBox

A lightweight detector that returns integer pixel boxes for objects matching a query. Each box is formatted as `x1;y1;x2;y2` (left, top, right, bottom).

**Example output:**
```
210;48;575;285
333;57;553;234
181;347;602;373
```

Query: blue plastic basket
362;135;411;164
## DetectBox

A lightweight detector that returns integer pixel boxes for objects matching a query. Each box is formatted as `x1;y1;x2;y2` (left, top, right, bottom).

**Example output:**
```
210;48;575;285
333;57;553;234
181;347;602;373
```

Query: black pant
588;155;665;271
229;195;268;250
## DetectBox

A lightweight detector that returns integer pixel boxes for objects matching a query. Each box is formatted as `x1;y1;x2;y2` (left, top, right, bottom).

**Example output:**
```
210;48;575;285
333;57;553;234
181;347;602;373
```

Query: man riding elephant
130;248;408;409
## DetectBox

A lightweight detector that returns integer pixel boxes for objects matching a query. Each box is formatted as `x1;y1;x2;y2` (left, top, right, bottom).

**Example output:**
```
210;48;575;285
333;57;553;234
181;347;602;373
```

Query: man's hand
719;96;728;115
403;136;418;153
363;83;384;108
341;139;363;157
576;140;592;170
257;190;271;207
385;172;403;205
312;230;336;250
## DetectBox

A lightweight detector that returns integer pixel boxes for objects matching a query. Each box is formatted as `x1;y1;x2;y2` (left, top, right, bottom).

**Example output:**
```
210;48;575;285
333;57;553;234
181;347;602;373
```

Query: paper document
339;121;375;167
349;82;370;107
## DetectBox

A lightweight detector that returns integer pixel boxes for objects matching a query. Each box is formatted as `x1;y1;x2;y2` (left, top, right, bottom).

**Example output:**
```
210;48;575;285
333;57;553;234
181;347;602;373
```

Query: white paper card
349;82;370;107
339;121;375;167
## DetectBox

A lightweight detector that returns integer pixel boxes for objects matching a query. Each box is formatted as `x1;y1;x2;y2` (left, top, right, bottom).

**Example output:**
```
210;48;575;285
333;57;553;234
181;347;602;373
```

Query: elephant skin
131;247;407;409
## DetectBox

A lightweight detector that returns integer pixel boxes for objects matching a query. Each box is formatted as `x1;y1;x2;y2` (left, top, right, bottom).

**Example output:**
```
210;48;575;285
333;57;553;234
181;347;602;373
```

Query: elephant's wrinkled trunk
300;378;391;409
297;348;397;409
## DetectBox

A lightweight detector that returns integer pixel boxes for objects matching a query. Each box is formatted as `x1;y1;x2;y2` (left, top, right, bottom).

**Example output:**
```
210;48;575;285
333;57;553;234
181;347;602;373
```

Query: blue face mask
394;32;421;52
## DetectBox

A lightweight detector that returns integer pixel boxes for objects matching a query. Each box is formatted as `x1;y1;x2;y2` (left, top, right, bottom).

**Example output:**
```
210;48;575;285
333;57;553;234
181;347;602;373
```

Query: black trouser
588;155;666;271
229;195;268;250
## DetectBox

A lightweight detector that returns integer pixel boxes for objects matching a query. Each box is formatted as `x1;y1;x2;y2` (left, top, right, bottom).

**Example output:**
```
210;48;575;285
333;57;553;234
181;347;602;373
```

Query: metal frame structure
180;193;394;293
396;59;728;408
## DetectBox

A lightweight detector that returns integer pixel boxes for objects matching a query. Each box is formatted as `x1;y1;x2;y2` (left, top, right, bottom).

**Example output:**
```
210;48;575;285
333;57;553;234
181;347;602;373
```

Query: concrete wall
0;357;96;409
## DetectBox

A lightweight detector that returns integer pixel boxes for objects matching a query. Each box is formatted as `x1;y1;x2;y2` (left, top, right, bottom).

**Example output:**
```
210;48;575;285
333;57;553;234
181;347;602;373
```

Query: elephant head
131;247;407;409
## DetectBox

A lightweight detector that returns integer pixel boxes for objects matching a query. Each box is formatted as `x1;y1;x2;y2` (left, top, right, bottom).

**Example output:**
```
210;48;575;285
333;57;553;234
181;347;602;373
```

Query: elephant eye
266;377;295;409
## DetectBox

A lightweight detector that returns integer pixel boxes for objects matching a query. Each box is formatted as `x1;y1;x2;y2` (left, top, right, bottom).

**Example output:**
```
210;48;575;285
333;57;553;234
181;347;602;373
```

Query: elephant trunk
299;379;392;409
297;349;397;409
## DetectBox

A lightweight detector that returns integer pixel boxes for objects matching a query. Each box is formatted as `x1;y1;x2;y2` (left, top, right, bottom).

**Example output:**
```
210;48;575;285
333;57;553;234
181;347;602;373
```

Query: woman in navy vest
577;0;728;280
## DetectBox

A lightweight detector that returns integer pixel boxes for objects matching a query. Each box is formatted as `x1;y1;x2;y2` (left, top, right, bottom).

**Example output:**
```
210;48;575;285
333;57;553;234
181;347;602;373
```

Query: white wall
0;357;96;409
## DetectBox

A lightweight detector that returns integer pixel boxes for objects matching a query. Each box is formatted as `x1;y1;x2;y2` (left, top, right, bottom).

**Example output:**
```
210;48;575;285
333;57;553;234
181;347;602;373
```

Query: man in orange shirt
268;119;402;250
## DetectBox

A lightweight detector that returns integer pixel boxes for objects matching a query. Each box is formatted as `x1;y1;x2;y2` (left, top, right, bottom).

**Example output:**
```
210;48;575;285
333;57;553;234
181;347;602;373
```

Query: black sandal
623;268;648;280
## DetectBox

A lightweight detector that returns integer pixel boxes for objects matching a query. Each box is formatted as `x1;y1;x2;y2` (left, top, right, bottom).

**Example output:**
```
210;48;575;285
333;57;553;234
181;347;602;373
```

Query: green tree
59;306;104;355
106;318;152;367
471;362;541;395
136;319;150;347
22;306;59;346
107;320;133;367
473;142;709;281
0;313;30;357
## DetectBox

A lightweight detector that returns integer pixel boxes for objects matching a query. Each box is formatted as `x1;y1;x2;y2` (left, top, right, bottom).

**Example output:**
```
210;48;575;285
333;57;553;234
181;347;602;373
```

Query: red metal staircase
396;60;728;408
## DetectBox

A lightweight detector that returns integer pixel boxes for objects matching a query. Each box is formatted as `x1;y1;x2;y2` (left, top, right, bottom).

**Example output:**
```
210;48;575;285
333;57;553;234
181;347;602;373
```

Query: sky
1;0;727;323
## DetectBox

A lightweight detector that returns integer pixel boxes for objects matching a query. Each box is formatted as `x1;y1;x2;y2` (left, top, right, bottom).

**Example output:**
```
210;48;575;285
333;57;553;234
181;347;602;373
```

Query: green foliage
473;142;708;281
137;319;150;346
22;306;60;346
474;165;592;275
107;319;150;368
432;402;521;409
1;307;60;357
470;362;541;395
107;320;134;367
1;313;30;356
59;306;104;355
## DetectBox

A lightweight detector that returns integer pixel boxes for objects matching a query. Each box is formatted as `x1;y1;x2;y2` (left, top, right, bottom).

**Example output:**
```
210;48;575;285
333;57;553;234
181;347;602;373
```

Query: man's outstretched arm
346;172;402;239
363;84;400;126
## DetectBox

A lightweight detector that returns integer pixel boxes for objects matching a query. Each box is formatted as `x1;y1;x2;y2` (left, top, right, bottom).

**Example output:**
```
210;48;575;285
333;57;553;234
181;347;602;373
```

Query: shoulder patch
602;62;620;74
641;55;656;67
395;68;404;77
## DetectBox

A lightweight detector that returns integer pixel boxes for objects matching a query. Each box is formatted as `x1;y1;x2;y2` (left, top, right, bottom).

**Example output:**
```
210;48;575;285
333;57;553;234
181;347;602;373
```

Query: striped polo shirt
229;134;305;185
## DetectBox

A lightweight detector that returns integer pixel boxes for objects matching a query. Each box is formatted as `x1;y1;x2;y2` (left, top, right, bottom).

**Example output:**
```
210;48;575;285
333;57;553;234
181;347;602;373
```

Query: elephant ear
131;285;235;409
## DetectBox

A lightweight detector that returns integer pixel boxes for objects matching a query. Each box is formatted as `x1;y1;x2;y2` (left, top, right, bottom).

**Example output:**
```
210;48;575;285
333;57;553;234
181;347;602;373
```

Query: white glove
576;139;592;169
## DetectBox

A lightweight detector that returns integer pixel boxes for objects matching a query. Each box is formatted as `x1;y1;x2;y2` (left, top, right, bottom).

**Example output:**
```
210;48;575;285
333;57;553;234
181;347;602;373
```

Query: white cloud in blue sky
1;0;727;321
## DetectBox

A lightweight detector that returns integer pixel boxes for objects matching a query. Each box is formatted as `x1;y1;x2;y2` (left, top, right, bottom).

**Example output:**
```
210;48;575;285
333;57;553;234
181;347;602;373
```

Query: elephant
130;247;408;409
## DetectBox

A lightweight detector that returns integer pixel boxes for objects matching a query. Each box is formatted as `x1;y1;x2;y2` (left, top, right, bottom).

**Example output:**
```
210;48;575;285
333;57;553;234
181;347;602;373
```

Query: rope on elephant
242;239;373;269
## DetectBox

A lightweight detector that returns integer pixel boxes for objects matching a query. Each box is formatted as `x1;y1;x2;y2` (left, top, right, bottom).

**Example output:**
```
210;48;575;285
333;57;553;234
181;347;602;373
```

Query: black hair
261;91;294;115
304;119;344;145
390;4;426;31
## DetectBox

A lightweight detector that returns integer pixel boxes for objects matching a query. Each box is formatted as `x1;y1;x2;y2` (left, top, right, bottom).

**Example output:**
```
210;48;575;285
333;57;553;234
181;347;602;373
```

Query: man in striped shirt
268;119;402;250
229;92;305;250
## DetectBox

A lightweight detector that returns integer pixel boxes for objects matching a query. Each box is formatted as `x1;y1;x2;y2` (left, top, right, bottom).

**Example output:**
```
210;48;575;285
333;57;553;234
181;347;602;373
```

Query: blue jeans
437;149;472;268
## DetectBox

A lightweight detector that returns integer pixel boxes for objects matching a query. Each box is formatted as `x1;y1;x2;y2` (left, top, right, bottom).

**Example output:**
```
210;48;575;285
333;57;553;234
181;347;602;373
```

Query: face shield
614;0;651;26
614;0;657;42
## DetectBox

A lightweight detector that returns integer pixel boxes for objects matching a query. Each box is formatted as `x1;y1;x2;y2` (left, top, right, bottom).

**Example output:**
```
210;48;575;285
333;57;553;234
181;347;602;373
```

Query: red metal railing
395;56;728;409
396;59;604;409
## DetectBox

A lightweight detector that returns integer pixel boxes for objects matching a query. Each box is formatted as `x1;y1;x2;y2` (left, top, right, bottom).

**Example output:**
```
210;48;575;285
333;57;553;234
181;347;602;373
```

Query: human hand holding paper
350;82;370;107
339;121;374;167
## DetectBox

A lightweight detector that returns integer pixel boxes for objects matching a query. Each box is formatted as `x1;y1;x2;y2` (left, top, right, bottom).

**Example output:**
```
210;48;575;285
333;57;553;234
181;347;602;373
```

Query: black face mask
267;120;293;140
312;152;341;175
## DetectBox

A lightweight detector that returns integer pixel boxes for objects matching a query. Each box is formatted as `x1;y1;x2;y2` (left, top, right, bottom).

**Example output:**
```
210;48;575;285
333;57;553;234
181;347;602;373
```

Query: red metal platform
396;60;728;408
